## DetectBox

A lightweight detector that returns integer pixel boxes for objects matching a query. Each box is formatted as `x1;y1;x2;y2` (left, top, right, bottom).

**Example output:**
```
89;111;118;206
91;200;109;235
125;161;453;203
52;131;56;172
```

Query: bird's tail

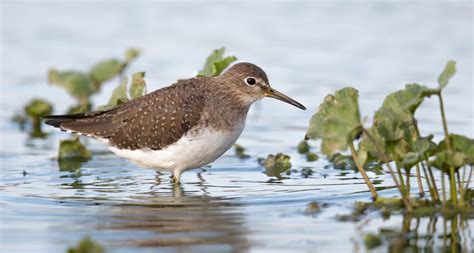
43;113;88;128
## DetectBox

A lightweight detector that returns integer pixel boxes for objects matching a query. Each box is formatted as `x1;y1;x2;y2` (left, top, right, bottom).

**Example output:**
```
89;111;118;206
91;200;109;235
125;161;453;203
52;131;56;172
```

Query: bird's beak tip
265;87;306;111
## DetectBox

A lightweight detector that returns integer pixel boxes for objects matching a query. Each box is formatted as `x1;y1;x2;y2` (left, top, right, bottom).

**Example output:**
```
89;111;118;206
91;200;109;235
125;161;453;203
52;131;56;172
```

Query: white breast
108;121;245;175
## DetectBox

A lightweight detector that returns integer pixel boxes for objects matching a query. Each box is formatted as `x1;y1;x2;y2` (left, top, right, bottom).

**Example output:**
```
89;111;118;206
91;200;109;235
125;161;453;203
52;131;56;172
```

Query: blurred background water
0;1;472;253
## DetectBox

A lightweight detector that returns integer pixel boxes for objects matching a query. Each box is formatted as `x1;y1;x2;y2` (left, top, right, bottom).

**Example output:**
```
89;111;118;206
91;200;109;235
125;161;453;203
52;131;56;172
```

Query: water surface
1;1;473;252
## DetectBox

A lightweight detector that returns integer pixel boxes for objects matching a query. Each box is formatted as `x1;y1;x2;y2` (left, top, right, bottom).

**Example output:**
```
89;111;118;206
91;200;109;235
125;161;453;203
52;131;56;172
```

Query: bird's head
218;62;306;110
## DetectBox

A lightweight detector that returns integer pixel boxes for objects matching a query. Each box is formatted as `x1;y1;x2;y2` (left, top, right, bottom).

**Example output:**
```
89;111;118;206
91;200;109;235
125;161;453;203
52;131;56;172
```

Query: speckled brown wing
45;79;207;150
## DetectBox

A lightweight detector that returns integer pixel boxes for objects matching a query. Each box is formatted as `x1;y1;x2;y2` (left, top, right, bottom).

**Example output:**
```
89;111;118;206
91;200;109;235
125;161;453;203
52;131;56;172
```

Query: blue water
1;1;472;253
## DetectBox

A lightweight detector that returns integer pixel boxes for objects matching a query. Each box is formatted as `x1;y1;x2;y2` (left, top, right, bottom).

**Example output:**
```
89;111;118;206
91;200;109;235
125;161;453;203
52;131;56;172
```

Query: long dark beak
264;87;306;110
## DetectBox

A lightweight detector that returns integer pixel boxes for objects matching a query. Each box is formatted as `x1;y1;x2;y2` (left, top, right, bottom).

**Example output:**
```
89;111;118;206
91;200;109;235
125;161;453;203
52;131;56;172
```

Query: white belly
108;123;245;175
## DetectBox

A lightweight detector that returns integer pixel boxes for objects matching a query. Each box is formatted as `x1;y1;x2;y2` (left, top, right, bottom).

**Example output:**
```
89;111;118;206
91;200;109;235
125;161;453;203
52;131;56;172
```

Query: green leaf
305;94;335;140
58;138;92;161
108;77;129;106
262;153;292;177
125;48;141;63
437;60;456;90
89;59;123;84
380;83;436;120
297;140;310;154
438;134;474;165
48;69;96;102
430;150;467;172
67;236;104;253
306;152;319;162
306;87;362;156
129;72;146;99
24;98;53;118
197;47;237;77
234;144;250;159
213;56;238;76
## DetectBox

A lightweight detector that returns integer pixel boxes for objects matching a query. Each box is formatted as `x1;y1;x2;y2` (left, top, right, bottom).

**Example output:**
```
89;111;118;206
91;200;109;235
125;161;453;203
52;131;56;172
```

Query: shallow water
1;1;473;253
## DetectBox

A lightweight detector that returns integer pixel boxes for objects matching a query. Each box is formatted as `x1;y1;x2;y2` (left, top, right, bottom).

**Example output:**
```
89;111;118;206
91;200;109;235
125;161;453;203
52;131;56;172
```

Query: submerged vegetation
305;60;473;214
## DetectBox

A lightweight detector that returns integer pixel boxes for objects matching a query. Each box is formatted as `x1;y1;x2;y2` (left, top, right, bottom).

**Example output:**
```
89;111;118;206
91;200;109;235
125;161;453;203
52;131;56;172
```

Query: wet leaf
297;140;310;154
129;72;146;99
438;134;474;165
437;60;456;90
430;150;467;172
89;59;123;84
306;87;362;156
364;233;382;250
67;236;104;253
58;138;92;161
197;47;237;77
306;152;319;162
305;94;335;140
24;98;53;117
263;153;292;177
48;69;96;102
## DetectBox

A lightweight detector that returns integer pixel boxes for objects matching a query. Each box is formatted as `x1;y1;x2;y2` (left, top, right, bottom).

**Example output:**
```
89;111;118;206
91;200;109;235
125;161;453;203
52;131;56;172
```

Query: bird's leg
172;171;181;185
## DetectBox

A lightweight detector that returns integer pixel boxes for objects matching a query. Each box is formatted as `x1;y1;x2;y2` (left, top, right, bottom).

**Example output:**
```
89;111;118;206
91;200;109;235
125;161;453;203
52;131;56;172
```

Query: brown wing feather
45;78;207;150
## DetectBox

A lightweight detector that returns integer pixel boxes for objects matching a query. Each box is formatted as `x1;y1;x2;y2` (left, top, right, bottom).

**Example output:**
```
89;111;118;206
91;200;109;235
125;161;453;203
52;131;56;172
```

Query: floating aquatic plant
24;98;53;137
48;48;140;113
306;60;473;212
67;236;104;253
233;144;250;159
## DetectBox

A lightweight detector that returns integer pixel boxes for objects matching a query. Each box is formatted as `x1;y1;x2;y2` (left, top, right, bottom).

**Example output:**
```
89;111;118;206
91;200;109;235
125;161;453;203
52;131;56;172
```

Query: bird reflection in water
99;171;249;253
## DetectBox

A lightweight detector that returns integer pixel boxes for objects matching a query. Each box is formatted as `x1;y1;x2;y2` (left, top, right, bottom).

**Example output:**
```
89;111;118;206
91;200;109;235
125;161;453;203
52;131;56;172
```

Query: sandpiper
45;63;306;183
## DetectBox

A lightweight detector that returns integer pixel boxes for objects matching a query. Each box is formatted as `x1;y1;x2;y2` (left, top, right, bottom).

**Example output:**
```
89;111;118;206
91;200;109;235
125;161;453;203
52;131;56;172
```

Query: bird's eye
245;77;256;86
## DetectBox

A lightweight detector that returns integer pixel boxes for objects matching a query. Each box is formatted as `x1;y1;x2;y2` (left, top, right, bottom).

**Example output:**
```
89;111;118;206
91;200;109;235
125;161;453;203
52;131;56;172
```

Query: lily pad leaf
306;87;362;156
129;72;146;99
197;47;237;77
437;60;456;90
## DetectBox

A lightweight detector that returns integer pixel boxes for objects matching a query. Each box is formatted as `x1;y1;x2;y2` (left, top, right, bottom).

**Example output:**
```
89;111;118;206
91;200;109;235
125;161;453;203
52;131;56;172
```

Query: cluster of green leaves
18;47;237;171
306;61;473;210
48;48;140;112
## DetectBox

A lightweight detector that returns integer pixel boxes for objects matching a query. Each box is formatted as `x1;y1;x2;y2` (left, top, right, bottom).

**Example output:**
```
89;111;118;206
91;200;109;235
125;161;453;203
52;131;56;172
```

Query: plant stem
456;170;464;206
441;171;447;208
449;167;457;205
348;142;378;200
362;129;412;210
465;165;472;190
413;122;439;201
424;161;440;201
421;163;435;200
437;93;457;205
415;163;424;197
